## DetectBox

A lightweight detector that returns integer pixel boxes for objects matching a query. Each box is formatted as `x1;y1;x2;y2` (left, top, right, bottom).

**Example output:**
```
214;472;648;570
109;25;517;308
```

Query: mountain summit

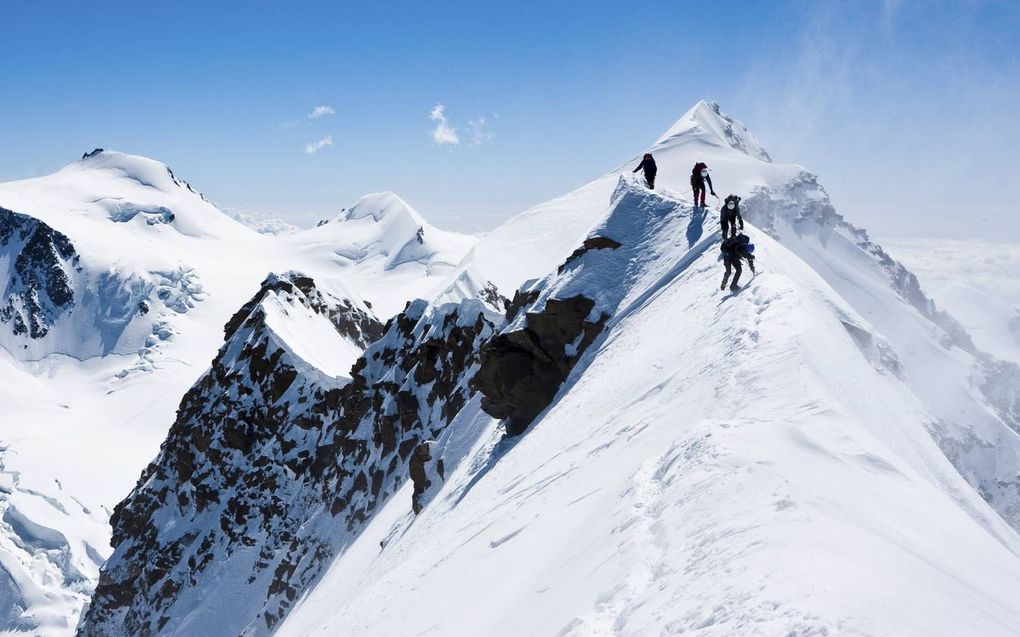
655;99;773;162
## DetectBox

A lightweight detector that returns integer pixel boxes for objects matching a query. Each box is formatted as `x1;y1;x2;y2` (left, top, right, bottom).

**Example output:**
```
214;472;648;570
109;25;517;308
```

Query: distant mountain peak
655;100;773;162
69;149;209;200
342;192;425;225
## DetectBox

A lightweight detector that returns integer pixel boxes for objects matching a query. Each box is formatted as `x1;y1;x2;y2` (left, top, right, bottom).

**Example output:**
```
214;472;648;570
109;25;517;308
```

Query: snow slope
0;152;475;635
279;178;1020;637
883;238;1020;364
457;100;1020;530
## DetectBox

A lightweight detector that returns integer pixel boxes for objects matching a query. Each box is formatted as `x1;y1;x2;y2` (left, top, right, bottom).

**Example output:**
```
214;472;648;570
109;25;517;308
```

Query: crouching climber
720;233;756;291
632;153;657;189
691;161;716;207
721;194;743;238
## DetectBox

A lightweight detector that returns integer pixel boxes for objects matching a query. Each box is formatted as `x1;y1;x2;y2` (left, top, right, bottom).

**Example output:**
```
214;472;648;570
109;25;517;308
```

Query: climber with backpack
720;233;756;292
632;153;657;189
720;194;743;238
691;162;716;208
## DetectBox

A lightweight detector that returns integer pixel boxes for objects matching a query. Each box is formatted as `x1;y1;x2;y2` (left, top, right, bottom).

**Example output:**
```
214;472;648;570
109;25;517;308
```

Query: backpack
721;234;750;256
692;162;707;176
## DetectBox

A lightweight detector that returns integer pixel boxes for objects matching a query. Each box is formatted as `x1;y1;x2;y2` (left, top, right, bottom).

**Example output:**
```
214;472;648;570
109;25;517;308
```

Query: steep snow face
281;192;477;317
456;100;1020;531
79;281;499;637
883;238;1020;365
655;99;773;162
279;180;1020;637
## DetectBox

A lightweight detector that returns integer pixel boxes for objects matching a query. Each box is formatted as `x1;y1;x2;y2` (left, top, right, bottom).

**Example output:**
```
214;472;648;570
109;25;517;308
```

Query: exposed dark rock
80;284;496;636
558;236;622;273
409;441;438;514
474;294;608;435
0;207;79;339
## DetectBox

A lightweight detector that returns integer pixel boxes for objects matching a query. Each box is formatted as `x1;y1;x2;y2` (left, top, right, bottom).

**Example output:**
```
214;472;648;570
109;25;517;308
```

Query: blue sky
1;1;1017;238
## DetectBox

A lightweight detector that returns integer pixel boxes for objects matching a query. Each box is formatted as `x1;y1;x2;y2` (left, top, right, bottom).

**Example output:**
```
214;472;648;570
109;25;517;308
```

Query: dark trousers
693;185;706;207
644;172;656;189
722;255;742;289
721;215;738;238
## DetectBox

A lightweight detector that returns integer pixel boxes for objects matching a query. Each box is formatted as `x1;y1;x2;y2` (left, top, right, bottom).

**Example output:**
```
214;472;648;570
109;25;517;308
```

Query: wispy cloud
429;104;497;148
309;105;335;119
430;103;460;146
305;135;333;154
467;116;494;146
282;104;337;128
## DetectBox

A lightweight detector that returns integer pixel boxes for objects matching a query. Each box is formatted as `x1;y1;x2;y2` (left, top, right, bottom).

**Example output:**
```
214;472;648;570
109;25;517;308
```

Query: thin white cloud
467;117;494;146
305;135;333;154
281;105;337;128
309;105;336;119
430;103;460;146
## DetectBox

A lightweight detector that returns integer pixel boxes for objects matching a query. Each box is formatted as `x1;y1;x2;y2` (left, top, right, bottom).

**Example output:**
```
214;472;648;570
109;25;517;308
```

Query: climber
632;153;657;189
720;233;756;291
691;162;716;208
720;194;743;238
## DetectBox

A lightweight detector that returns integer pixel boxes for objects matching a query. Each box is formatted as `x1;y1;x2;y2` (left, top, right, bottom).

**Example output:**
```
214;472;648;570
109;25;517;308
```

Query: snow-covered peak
221;271;382;381
342;191;424;225
64;149;204;197
284;192;477;317
0;149;255;247
654;100;772;162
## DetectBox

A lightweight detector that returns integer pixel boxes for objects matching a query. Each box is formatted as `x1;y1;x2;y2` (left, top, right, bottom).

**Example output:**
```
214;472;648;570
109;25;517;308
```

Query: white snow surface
883;238;1020;364
0;152;475;635
3;104;1020;636
278;179;1020;637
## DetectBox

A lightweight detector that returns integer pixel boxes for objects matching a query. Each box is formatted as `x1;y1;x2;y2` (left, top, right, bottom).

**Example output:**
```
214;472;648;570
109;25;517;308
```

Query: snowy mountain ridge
2;102;1020;636
276;175;1020;637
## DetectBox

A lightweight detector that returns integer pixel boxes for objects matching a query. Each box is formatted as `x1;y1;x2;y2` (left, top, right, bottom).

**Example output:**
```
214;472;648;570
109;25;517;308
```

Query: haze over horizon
2;0;1017;239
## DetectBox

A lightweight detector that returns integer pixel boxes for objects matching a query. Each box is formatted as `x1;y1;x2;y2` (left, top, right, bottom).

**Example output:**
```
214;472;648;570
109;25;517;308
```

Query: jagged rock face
81;272;381;637
474;294;607;435
79;282;496;637
318;297;496;533
0;206;79;338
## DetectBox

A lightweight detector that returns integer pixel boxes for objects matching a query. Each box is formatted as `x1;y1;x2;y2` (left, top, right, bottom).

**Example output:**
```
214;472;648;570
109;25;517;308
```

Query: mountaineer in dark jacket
721;194;743;238
633;153;657;189
691;161;716;208
720;233;755;291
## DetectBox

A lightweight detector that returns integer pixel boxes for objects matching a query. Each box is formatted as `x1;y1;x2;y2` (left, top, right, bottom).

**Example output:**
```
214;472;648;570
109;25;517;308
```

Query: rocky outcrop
81;272;382;636
473;295;607;435
0;206;80;339
558;236;621;273
409;441;443;514
79;281;497;637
